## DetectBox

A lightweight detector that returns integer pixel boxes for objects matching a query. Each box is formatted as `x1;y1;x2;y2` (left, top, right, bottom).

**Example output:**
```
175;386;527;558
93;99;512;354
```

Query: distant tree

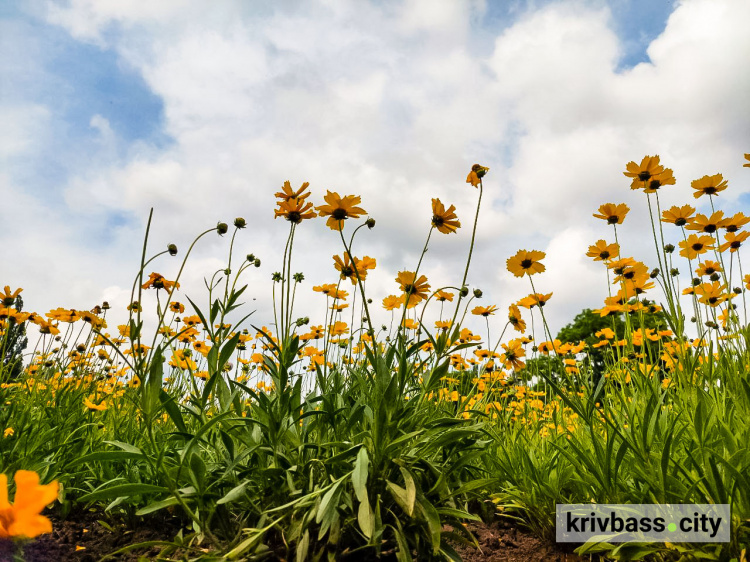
2;295;28;380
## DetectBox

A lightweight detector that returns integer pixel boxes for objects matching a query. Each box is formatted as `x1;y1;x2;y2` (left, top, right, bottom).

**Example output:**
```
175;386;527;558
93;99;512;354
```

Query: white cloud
4;0;749;345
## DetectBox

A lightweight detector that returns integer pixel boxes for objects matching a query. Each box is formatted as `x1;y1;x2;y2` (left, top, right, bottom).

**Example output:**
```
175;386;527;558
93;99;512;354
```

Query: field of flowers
2;156;750;561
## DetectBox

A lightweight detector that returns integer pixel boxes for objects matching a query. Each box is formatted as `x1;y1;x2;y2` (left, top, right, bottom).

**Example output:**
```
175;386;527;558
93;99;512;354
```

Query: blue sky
2;0;749;338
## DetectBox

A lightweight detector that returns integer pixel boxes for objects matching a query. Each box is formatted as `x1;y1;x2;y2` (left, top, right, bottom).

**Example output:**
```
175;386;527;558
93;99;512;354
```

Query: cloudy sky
2;0;749;342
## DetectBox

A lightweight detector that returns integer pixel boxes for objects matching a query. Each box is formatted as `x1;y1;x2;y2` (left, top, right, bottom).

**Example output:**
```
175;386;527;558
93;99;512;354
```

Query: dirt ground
0;512;584;562
449;520;587;562
0;510;183;562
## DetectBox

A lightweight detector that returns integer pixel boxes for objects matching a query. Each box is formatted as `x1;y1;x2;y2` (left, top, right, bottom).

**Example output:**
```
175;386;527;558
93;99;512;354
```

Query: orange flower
679;234;714;259
275;181;311;202
517;293;552;309
274;198;316;224
642;167;676;193
0;470;58;539
691;173;728;199
316;191;367;230
744;154;750;168
506;250;546;277
466;164;489;188
1;287;22;307
719;231;750;253
433;290;454;302
382;295;403;311
685;211;726;234
472;305;498;317
333;254;368;285
661;205;695;226
142;272;179;292
623;155;665;189
395;271;430;305
431;199;461;234
593;203;630;225
695;261;722;277
586;240;619;262
508;304;526;333
723;212;750;233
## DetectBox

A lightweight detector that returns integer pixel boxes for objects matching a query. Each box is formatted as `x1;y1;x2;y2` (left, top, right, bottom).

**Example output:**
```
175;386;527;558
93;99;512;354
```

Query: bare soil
0;510;183;562
0;513;584;561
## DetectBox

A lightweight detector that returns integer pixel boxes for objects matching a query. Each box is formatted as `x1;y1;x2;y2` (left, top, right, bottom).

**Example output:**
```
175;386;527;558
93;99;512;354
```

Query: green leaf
217;481;248;505
352;448;369;503
80;483;168;502
357;496;374;539
418;496;441;556
399;467;416;517
135;496;181;516
316;479;344;525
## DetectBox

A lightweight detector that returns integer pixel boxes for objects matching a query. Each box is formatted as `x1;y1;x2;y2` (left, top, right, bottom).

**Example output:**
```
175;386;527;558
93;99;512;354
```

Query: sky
2;0;750;344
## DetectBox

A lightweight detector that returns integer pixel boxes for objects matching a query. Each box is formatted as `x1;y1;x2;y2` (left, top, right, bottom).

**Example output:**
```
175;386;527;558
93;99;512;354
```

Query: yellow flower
431;199;461;234
623;155;665;189
395;271;430;306
508;304;526;333
3;428;13;438
586;240;619;262
678;234;714;259
661;205;695;226
83;396;107;411
316;191;367;230
274;198;316;224
506;249;546;277
691;173;728;199
593;203;629;225
141;272;179;292
466;164;489;188
0;470;59;539
471;305;498;317
275;181;311;202
1;287;22;307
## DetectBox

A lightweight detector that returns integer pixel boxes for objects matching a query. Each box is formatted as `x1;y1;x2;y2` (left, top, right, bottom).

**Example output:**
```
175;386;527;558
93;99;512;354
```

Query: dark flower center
599;251;611;259
341;266;354;277
607;216;619;224
638;171;651;181
432;215;444;226
675;218;687;226
731;241;742;249
332;208;348;220
692;243;704;251
649;179;662;189
287;211;302;223
404;284;414;294
703;187;717;195
520;259;533;268
703;224;717;233
726;225;738;232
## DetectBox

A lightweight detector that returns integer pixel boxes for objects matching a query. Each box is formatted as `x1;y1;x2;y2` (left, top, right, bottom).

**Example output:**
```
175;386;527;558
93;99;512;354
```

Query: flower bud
459;286;469;297
709;272;720;282
102;301;110;310
473;288;483;298
734;287;742;294
254;259;261;268
366;218;376;229
217;222;228;235
664;244;675;253
234;217;247;229
670;268;679;277
247;254;256;263
692;278;701;286
650;268;659;279
272;272;282;282
168;244;178;256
